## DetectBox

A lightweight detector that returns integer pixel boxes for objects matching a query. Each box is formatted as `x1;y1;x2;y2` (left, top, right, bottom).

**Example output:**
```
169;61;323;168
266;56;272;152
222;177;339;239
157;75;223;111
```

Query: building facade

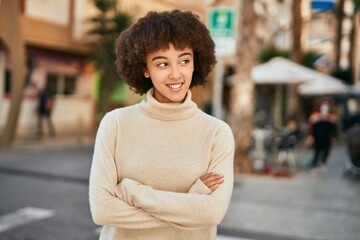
2;0;357;140
0;0;214;140
1;0;96;138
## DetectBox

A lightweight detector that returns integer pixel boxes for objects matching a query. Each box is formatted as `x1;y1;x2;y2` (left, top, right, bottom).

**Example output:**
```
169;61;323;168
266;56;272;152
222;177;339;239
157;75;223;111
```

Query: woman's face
144;44;194;103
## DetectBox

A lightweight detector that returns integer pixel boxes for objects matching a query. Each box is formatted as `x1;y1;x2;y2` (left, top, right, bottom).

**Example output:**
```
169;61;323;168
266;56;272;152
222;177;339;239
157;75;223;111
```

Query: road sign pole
208;7;236;119
212;58;224;119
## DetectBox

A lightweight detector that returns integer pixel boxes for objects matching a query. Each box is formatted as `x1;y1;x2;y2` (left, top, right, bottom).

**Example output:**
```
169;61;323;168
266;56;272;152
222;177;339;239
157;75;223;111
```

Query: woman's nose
169;66;181;80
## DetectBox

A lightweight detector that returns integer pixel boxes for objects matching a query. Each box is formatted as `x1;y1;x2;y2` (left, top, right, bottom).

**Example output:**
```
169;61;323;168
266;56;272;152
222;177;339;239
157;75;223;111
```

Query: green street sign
209;9;235;38
208;8;236;56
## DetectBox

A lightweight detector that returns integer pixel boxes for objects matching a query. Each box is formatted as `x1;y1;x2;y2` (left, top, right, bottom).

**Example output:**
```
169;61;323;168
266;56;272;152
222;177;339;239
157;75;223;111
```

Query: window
64;75;76;95
4;69;11;95
46;72;78;96
47;73;58;96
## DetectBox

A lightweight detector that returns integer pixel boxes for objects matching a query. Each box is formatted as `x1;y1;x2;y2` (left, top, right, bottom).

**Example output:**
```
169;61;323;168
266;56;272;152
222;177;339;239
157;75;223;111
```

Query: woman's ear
144;70;150;78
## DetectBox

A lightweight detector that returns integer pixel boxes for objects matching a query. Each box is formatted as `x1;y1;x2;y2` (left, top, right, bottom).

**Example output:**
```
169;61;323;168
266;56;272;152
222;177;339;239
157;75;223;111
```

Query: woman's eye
180;59;190;65
157;62;167;67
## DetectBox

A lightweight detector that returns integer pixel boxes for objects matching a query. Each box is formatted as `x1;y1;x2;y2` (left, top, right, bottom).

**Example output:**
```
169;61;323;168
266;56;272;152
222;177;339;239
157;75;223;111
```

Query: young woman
89;10;235;240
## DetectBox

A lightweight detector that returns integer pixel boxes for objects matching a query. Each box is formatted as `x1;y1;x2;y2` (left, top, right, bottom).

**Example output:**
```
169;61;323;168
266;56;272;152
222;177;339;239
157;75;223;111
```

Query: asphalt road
0;147;98;240
1;142;359;240
0;147;248;240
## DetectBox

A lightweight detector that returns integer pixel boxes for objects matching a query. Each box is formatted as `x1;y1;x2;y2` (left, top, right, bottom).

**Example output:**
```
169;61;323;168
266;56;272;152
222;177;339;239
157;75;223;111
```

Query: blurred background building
0;0;215;140
1;0;360;155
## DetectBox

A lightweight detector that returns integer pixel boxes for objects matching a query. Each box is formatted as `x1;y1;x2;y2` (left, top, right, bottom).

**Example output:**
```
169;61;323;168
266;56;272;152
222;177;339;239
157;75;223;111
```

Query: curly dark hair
115;10;216;95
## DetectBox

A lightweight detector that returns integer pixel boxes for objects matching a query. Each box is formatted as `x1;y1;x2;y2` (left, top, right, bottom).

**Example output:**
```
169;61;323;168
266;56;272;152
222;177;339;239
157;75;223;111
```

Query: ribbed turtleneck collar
140;88;198;121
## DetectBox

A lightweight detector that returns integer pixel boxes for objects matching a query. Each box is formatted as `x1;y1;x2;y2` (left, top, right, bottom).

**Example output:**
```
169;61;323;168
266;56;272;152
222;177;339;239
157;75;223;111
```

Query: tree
335;0;345;70
287;0;303;120
292;0;303;64
0;0;26;149
258;45;290;63
229;0;258;173
349;0;360;84
87;0;132;119
330;0;360;85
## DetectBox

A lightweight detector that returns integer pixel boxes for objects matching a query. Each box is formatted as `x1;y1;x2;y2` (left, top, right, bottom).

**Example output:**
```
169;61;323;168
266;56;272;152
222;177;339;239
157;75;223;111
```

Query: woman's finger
200;173;224;191
201;173;223;184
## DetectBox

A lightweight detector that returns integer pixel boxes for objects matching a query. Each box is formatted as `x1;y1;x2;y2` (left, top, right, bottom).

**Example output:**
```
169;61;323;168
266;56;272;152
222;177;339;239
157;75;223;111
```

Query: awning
251;57;316;85
251;57;349;96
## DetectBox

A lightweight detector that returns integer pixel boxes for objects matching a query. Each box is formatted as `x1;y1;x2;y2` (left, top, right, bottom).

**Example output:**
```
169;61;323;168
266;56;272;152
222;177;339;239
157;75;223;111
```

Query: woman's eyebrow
152;56;167;62
151;52;193;62
179;52;192;58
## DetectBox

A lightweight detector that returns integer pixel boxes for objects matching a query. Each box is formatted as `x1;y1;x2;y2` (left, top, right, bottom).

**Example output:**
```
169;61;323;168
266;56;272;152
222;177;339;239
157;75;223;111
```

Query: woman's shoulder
196;111;234;147
96;104;142;134
197;110;232;131
101;104;141;124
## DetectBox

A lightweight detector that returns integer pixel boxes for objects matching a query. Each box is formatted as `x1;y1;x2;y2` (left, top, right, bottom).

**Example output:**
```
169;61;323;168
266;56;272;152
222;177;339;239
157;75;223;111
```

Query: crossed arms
89;114;235;230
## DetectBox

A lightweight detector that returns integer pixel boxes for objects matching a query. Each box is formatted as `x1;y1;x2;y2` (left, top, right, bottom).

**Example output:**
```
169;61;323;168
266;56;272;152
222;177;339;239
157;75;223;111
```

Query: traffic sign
208;8;236;57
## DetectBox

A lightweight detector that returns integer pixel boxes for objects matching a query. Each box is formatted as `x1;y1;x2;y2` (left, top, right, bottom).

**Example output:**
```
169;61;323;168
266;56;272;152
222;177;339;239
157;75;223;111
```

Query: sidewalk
7;133;96;152
220;144;360;240
1;137;359;240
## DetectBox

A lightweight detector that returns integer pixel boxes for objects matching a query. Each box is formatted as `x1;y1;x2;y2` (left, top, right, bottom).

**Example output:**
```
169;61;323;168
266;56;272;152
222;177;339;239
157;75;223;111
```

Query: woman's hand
200;173;224;192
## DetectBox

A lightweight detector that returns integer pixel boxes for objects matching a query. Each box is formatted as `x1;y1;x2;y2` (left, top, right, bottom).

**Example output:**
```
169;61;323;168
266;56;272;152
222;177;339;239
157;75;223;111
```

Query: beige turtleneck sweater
89;88;235;240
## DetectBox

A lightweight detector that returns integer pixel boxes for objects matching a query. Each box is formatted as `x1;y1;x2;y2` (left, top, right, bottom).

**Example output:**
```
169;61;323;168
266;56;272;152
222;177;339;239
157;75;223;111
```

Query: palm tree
287;0;303;120
349;0;360;84
230;0;258;173
335;0;345;70
292;0;303;64
87;0;132;119
0;0;26;148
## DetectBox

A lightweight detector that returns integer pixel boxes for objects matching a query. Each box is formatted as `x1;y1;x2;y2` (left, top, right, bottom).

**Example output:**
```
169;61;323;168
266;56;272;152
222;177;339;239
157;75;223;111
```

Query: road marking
0;207;55;232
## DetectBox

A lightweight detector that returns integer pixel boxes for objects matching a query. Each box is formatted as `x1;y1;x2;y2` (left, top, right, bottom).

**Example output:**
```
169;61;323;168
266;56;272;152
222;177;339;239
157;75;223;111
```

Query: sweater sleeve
89;112;170;229
188;178;213;194
117;124;235;229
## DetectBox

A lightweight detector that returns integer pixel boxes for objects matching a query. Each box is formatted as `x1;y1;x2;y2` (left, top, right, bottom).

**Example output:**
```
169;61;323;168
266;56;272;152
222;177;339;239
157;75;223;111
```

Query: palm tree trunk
287;0;303;121
335;0;345;70
0;0;26;148
292;0;303;64
230;0;257;173
352;12;360;85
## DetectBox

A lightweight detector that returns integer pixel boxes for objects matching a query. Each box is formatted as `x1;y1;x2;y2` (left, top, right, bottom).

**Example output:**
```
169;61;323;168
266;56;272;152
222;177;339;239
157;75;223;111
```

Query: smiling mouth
167;83;183;90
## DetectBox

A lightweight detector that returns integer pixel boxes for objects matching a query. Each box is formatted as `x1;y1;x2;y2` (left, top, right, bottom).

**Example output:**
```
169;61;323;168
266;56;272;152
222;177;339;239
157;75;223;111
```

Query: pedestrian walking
89;10;235;240
306;100;337;175
343;98;360;175
37;85;56;138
